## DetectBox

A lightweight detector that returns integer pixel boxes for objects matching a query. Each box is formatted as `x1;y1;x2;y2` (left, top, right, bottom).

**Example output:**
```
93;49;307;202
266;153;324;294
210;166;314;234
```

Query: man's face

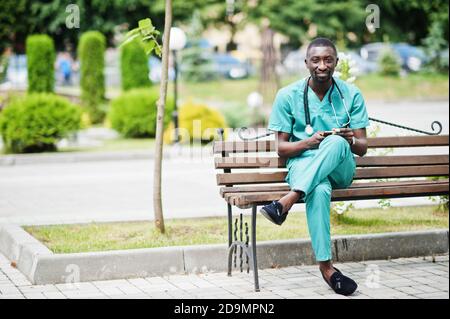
305;46;338;83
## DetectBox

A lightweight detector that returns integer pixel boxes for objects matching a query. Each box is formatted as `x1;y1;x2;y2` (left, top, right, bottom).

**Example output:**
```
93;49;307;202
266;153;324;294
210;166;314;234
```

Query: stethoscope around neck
304;76;351;136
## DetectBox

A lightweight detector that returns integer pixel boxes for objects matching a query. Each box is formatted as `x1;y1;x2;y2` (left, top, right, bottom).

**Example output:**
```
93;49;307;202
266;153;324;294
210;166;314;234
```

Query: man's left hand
333;128;354;145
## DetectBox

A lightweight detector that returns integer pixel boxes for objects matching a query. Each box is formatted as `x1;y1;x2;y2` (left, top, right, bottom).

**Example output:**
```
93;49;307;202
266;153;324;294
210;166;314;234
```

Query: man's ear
335;57;339;67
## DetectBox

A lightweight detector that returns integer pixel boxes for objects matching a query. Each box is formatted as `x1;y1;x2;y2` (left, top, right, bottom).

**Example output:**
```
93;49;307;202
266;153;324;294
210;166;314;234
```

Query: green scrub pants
286;135;356;261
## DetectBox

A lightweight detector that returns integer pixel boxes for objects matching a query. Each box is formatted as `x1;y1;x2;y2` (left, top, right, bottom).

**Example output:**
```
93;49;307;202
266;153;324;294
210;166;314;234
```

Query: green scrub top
268;76;370;165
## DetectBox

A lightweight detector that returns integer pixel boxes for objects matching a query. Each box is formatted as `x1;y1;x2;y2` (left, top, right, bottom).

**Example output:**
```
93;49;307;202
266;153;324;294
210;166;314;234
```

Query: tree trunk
153;0;172;233
259;25;280;119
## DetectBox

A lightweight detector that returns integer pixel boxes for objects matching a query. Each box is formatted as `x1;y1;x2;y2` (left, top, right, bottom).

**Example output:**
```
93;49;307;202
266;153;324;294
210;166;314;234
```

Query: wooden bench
213;134;449;292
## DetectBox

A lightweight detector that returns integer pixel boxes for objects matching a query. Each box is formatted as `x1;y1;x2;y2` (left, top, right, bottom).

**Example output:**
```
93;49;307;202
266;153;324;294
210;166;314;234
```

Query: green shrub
26;34;55;93
120;39;150;91
221;103;250;129
78;31;106;124
109;88;174;138
164;101;227;144
221;103;266;129
0;94;81;153
378;48;401;76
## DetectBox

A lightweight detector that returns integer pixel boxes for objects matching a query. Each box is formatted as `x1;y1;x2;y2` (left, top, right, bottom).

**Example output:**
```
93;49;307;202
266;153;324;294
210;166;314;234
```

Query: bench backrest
214;135;449;187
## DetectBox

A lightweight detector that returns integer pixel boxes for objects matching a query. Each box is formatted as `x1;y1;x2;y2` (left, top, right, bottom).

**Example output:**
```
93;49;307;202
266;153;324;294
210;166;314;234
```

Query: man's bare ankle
319;263;336;280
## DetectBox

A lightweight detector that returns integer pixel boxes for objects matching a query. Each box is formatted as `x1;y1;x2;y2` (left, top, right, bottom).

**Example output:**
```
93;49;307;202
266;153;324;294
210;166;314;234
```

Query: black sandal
322;267;358;296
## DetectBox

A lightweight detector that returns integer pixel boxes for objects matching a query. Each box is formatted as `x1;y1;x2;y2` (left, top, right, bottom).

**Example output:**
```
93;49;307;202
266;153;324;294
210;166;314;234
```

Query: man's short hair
306;38;337;57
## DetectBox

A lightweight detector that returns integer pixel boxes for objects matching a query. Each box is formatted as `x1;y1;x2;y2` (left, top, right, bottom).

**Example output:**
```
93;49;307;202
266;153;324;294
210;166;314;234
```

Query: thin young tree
153;0;172;233
120;0;171;233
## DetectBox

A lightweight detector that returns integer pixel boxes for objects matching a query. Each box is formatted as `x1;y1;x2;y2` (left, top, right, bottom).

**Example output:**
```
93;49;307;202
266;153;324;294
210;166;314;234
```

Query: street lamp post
169;27;186;143
247;91;263;126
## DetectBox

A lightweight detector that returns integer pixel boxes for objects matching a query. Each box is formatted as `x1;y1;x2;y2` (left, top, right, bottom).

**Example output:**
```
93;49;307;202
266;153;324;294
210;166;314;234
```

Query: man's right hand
306;132;325;149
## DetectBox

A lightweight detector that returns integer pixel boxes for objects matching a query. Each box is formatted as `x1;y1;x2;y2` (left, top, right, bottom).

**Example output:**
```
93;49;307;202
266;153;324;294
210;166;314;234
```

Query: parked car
148;56;175;83
341;51;378;75
392;43;428;72
184;38;214;50
281;49;377;76
360;42;428;72
210;53;253;79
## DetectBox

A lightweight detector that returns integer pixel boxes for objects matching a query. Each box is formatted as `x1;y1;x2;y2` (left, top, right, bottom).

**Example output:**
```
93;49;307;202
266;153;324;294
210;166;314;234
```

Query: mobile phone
322;131;335;137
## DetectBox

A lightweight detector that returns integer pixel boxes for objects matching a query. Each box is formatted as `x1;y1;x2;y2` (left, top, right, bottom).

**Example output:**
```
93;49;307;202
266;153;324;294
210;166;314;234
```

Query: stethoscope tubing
304;76;351;135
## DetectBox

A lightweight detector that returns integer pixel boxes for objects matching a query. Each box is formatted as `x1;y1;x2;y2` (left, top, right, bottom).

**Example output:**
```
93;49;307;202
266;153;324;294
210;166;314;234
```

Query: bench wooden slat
216;165;449;185
367;135;449;148
213;135;449;153
215;157;285;169
215;155;449;169
217;171;287;185
356;155;449;167
332;183;449;200
228;183;449;208
355;165;449;179
220;179;450;197
213;140;275;154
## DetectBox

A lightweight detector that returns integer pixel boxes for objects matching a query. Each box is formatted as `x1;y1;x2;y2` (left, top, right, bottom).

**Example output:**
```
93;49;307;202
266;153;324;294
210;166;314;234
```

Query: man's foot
259;201;288;226
321;267;358;296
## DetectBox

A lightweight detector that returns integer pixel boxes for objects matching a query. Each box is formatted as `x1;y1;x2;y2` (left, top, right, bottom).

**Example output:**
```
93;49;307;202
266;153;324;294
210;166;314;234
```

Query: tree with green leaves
1;0;448;54
241;0;368;49
422;20;448;72
361;0;449;45
0;0;221;53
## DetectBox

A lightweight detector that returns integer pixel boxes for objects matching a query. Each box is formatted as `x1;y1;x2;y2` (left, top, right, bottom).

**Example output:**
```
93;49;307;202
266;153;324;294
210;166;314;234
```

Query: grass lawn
354;72;449;101
24;205;448;254
0;137;155;155
177;72;449;106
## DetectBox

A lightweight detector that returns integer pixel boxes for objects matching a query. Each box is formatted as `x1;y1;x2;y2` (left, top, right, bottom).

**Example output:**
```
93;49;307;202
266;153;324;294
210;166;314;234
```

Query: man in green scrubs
260;38;370;296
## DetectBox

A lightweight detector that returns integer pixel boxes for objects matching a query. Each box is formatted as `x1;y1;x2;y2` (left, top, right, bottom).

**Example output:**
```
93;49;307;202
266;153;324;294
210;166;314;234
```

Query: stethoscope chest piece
303;76;351;135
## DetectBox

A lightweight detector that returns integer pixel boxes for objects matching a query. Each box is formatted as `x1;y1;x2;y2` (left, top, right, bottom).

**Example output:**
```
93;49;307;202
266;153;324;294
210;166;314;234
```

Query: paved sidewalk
0;253;448;299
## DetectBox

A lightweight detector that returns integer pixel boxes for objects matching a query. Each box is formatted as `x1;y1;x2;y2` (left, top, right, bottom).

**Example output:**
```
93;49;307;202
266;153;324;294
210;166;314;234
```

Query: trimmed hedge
164;101;227;144
0;94;81;153
26;34;55;93
78;31;106;124
120;39;150;91
109;88;174;138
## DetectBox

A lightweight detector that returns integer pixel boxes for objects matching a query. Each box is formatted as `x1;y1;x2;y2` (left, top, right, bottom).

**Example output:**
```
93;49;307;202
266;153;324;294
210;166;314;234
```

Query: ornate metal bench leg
227;204;232;248
227;203;232;276
251;205;260;292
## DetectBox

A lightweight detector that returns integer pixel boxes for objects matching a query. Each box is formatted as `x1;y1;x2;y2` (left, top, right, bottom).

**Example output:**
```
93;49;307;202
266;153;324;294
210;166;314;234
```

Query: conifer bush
120;39;150;91
78;31;106;123
26;34;55;93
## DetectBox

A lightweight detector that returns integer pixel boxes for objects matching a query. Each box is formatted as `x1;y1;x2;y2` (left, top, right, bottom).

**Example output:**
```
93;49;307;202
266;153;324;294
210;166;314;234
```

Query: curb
0;149;168;166
0;224;448;285
0;145;211;166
